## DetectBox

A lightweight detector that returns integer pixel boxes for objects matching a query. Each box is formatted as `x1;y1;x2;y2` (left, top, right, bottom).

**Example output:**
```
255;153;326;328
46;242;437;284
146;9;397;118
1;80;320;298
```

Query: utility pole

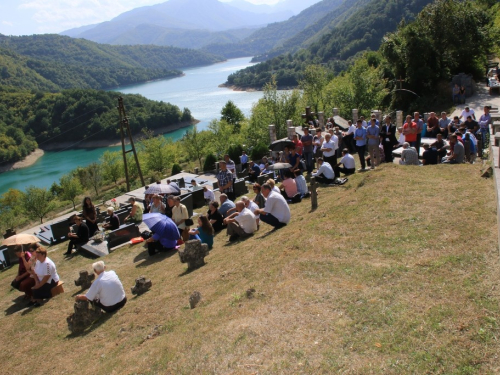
117;97;145;191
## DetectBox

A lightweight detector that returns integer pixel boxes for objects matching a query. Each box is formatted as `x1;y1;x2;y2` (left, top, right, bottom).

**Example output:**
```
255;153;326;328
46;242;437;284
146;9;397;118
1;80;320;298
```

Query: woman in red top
12;246;36;298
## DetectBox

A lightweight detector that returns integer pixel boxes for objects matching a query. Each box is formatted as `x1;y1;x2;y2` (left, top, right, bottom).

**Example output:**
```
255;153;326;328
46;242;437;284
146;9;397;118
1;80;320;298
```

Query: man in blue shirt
248;160;261;182
366;119;380;169
240;151;248;171
354;119;367;171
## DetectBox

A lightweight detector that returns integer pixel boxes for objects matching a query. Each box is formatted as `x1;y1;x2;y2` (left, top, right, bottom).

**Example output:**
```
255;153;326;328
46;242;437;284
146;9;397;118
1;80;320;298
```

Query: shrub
227;144;244;163
171;164;182;175
203;153;217;172
251;143;269;161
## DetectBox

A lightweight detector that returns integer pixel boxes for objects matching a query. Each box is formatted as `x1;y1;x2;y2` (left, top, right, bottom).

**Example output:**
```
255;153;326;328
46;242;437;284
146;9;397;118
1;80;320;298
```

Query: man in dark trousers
66;216;90;256
379;115;398;163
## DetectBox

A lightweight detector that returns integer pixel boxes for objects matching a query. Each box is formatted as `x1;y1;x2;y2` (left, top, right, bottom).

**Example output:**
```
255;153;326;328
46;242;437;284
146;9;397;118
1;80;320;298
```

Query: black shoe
229;234;239;242
33;302;41;308
27;301;35;306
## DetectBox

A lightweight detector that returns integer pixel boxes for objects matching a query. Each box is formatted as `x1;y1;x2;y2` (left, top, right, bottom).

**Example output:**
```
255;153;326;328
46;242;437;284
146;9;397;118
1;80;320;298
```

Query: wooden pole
310;177;318;210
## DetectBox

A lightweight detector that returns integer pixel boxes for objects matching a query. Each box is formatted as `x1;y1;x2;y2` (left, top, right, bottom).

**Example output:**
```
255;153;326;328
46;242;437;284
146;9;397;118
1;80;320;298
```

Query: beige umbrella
2;234;39;247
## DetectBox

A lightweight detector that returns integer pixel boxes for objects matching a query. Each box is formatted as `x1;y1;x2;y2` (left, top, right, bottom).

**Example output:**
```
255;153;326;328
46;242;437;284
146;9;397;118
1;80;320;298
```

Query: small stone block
74;270;95;290
178;240;210;271
189;291;201;309
67;300;103;334
131;276;152;295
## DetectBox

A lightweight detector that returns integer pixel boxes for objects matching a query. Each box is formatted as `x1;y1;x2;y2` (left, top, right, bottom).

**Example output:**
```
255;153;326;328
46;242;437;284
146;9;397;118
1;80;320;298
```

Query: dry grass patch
0;162;499;374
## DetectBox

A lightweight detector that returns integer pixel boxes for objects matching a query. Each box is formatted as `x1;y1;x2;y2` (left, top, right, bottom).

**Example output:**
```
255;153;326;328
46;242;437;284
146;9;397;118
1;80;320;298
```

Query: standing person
452;83;460;104
66;216;89;256
224;154;236;174
75;261;127;313
459;106;475;121
124;197;143;224
426;112;440;138
413;112;424;155
301;127;314;174
189;215;214;249
321;132;337;167
379;115;397;162
11;246;36;300
292;134;303;156
240;151;248;171
82;197;98;237
403;115;418;148
333;127;343;158
459;85;466;104
343;120;356;153
477;106;491;147
172;196;190;241
216;160;234;201
30;247;60;307
313;128;324;160
354;119;367;171
254;183;291;229
366;118;380;169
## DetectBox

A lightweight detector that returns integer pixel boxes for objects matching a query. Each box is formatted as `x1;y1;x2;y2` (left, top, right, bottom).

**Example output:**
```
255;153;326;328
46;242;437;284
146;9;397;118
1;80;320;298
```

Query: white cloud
2;21;14;26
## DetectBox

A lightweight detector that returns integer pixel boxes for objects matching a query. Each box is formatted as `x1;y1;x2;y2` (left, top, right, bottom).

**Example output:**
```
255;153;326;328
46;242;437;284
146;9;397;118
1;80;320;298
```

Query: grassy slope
0;162;499;374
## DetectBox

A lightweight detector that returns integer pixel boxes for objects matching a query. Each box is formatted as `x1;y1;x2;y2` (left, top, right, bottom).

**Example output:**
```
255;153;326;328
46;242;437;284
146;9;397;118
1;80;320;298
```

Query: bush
203;153;217;172
171;164;182;175
227;144;244;163
251;143;269;161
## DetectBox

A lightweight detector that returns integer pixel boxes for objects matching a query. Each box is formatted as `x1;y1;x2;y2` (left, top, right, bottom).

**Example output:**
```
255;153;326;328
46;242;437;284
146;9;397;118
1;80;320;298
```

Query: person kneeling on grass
75;261;127;313
254;183;291;230
188;215;214;249
312;157;336;184
29;247;60;307
223;201;257;242
279;169;298;200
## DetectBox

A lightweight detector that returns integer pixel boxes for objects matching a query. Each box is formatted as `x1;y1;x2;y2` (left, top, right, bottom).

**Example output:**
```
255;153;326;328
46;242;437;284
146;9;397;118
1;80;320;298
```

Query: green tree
85;162;103;196
181;125;209;169
59;174;83;209
0;188;24;231
221;100;245;132
203;153;217;172
206;119;242;158
299;65;332;115
21;186;55;224
101;151;122;184
139;131;176;175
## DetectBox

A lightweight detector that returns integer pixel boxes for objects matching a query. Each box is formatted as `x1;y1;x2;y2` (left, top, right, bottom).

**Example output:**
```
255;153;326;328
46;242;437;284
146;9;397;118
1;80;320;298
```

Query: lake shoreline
0;149;45;173
0;121;197;174
219;83;297;92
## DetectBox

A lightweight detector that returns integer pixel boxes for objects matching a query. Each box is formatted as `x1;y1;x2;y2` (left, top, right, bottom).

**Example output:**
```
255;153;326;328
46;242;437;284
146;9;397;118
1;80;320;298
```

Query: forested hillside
0;34;223;91
0;88;192;164
202;0;345;58
225;0;433;88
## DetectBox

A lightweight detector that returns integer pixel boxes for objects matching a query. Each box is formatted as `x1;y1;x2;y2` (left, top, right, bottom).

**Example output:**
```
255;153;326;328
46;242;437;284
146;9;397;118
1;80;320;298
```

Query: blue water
0;57;263;195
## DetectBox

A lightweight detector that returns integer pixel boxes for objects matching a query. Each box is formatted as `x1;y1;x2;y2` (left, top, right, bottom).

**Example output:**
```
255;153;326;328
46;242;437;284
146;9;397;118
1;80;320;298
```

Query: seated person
422;144;438;165
75;261;127;313
145;216;180;256
312;157;336;184
207;201;224;232
293;169;309;197
66;215;89;256
426;112;440;138
188;215;214;249
430;134;448;162
203;185;215;204
248;161;261;182
399;143;420;165
102;207;120;230
447;116;461;137
267;179;280;194
12;246;36;300
30;247;60;307
191;179;202;191
219;193;235;218
165;195;175;218
442;134;465;164
241;195;260;227
252;183;266;208
149;194;166;214
223;201;257;242
260;163;272;175
464;116;478;133
254;183;291;229
288;147;302;172
334;148;356;177
279;169;298;200
124;197;143;224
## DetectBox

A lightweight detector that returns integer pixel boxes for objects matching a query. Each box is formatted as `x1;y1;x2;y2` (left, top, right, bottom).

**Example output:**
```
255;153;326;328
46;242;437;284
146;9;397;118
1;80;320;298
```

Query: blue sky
0;0;280;36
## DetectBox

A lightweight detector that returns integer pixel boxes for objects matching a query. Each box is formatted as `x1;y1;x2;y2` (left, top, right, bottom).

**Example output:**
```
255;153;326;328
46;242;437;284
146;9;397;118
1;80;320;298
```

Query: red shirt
293;139;303;155
403;121;417;142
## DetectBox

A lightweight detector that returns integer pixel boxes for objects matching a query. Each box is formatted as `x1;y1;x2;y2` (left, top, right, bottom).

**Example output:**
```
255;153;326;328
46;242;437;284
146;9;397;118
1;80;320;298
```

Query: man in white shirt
459;106;475;121
224;201;257;241
75;261;127;313
203;185;215;204
312;157;336;184
343;120;356;153
334;148;356;177
254;183;291;229
321;133;338;167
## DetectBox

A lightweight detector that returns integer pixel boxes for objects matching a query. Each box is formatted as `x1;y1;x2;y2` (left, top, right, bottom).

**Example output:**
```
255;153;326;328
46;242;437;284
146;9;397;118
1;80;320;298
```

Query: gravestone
396;111;404;129
178;239;210;271
131;276;152;295
189;291;201;309
318;112;325;129
74;270;95;290
67;300;103;334
107;223;140;250
332;108;339;117
302;107;316;125
352;109;358;123
286;120;295;140
269;124;277;143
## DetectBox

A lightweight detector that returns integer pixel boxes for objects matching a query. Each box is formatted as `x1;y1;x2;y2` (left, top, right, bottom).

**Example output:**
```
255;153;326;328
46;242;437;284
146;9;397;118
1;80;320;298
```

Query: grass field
1;162;499;374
